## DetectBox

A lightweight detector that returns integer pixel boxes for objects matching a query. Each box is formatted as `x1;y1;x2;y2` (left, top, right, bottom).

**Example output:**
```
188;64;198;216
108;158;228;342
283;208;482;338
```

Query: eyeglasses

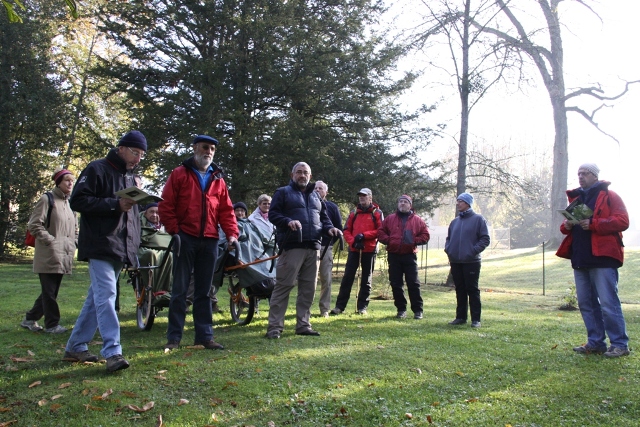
127;146;146;159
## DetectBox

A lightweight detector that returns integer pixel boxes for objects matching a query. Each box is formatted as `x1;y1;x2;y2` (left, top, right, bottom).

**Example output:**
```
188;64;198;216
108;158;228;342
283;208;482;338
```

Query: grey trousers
317;245;334;313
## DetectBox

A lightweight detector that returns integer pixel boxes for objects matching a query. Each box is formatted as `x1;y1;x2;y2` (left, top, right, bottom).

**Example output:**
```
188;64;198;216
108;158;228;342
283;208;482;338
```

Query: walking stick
354;249;362;313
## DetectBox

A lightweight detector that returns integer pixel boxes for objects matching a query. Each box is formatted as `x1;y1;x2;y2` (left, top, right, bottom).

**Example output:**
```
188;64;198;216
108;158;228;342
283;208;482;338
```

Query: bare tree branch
565;80;640;101
566;105;620;144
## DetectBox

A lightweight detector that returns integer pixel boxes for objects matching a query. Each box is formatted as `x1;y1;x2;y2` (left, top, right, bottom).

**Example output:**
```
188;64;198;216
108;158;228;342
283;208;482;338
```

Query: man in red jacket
330;188;383;315
378;195;430;319
159;135;239;351
556;163;630;358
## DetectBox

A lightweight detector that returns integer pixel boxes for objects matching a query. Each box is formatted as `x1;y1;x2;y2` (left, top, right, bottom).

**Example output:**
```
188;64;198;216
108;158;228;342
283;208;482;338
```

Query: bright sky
388;0;640;229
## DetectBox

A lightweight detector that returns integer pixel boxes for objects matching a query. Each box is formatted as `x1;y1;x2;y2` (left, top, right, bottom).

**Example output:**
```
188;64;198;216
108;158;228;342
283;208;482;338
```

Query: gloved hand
352;233;365;250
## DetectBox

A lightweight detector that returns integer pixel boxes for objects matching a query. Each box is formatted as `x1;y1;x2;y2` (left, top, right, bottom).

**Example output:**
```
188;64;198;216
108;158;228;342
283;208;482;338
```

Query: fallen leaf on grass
210;397;223;406
229;401;237;407
551;344;558;350
158;370;168;374
4;366;18;372
221;381;237;390
431;402;440;407
27;350;35;356
84;404;103;411
122;391;137;398
58;383;72;389
368;383;375;387
0;408;12;413
178;399;189;406
37;399;48;407
155;414;163;427
376;345;384;349
50;403;62;412
154;375;167;381
128;401;155;412
427;414;433;423
456;372;465;377
249;355;258;360
465;398;479;403
413;368;422;374
9;356;32;363
0;420;17;427
405;413;413;419
171;361;187;367
28;381;41;388
51;395;63;400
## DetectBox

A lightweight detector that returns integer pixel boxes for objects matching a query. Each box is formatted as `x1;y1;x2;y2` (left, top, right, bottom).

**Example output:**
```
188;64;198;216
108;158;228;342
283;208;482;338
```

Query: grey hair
315;180;328;191
257;194;271;205
291;162;311;174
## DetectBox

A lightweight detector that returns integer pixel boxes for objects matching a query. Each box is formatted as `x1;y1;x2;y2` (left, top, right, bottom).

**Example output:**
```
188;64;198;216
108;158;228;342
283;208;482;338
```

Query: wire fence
330;244;640;305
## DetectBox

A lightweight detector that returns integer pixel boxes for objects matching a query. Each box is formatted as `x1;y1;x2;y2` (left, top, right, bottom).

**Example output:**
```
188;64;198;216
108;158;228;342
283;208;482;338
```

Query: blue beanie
192;135;219;146
118;130;148;151
457;192;474;207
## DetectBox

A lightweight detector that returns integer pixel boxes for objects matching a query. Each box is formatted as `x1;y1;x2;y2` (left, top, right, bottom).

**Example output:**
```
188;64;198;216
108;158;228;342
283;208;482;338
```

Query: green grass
1;252;639;427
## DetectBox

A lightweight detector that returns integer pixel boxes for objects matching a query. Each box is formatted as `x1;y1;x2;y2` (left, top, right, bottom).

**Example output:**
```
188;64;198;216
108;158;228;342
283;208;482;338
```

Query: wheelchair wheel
228;276;255;325
134;269;155;331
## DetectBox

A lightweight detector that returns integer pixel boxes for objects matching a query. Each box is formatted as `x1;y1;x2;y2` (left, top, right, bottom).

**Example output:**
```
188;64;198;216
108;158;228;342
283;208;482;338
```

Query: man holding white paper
556;163;630;358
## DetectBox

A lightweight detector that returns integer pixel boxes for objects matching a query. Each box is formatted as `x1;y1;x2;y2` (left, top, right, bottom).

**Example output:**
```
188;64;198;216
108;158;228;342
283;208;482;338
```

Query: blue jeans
574;268;628;349
66;259;123;359
167;231;219;344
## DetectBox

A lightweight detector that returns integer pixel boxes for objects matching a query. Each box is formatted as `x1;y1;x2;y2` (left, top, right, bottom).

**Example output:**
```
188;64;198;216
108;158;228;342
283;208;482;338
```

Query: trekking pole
355;249;362;313
424;241;428;285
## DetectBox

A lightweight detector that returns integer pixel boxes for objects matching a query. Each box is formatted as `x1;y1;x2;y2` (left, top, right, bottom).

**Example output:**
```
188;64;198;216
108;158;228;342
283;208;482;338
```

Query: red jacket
159;158;239;240
378;211;430;255
556;182;628;264
343;204;383;253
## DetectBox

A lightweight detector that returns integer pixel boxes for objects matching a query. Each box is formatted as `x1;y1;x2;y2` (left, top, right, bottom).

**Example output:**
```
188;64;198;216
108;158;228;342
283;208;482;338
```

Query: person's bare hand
564;220;573;230
328;228;343;237
288;220;301;230
119;198;136;212
227;236;238;249
579;219;590;230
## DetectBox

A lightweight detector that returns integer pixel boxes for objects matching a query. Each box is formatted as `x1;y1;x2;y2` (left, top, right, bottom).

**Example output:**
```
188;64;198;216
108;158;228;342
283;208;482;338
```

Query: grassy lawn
1;254;639;427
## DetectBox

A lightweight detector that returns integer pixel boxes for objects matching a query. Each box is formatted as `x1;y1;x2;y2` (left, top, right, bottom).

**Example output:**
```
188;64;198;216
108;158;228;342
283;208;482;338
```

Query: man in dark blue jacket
64;130;146;372
266;163;342;338
444;192;490;328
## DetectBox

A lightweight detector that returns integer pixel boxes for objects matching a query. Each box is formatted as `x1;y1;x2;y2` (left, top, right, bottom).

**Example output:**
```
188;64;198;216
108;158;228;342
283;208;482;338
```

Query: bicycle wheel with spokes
228;275;255;325
135;269;155;331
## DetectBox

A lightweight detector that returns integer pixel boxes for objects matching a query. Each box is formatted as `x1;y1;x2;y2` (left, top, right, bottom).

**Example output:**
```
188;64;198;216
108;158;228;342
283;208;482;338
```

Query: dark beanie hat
143;202;158;211
118;130;148;151
192;135;219;146
233;202;248;214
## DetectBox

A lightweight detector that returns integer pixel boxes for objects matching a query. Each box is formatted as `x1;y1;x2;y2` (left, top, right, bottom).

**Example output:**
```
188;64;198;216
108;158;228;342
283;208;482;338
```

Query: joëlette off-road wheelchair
125;226;178;331
212;218;278;325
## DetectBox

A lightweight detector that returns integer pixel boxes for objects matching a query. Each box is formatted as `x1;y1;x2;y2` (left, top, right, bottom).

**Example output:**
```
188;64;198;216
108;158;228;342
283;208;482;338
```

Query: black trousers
26;273;63;329
335;251;375;311
450;262;482;322
388;252;423;313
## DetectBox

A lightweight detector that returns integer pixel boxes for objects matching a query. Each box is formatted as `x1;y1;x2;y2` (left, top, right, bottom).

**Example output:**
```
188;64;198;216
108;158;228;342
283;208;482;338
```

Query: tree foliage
95;0;449;210
0;0;76;255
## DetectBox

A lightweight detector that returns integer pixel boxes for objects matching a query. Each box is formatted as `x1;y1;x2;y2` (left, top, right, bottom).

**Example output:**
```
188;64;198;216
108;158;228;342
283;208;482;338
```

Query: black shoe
106;355;130;372
265;332;281;339
63;350;99;363
164;340;180;350
414;312;423;319
295;329;320;336
396;311;407;319
448;318;466;325
195;340;224;350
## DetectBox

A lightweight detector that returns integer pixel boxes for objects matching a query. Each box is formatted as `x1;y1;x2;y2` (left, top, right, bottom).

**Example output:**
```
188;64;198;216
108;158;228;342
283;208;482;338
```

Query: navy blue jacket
71;148;141;266
321;200;342;247
269;180;334;251
444;209;490;263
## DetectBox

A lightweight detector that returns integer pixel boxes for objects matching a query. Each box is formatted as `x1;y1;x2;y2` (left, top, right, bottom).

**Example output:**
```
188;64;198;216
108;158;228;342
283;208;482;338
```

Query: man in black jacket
265;162;342;339
64;130;146;372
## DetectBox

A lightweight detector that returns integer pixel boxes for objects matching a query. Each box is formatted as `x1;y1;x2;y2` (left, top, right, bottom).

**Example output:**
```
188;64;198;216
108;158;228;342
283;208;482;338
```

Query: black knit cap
233;202;248;215
118;130;148;151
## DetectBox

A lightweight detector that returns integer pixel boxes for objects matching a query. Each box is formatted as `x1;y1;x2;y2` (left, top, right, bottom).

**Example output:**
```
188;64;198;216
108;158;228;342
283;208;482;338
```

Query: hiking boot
414;312;423;320
573;344;606;355
396;311;407;319
212;302;225;313
295;329;320;336
357;308;367;315
471;321;481;328
164;340;180;350
195;340;224;350
603;346;630;358
63;350;99;363
321;311;329;318
106;354;130;372
448;318;466;325
20;318;43;332
44;325;68;334
329;308;343;315
265;332;281;339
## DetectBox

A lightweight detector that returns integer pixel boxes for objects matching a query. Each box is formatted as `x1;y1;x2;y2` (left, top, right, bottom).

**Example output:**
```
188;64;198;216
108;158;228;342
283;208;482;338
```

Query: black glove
352;233;365;250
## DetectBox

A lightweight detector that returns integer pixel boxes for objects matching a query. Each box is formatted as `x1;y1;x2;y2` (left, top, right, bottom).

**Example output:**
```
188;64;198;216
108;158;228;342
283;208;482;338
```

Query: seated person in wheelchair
137;203;173;303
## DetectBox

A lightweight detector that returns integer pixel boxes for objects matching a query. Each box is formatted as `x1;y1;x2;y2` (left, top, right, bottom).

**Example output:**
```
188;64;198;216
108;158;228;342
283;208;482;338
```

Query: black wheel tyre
135;272;155;331
229;287;255;325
